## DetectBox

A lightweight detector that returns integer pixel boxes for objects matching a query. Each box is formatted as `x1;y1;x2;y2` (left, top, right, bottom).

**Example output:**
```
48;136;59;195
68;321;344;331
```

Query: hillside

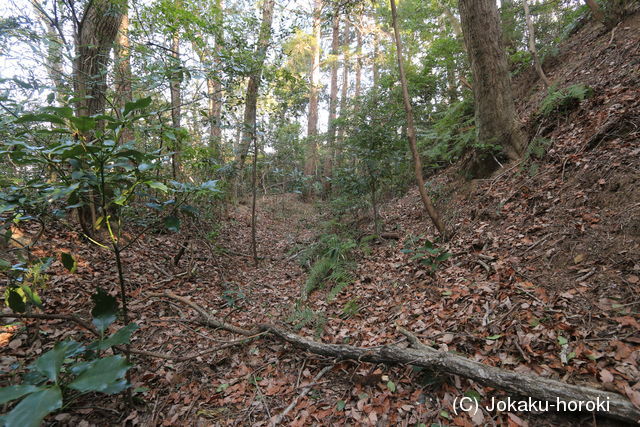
1;9;639;427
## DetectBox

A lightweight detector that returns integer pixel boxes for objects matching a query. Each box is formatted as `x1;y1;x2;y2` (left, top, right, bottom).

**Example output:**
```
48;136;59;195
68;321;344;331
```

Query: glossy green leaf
146;181;169;192
68;355;131;393
34;341;77;382
558;336;568;346
91;323;139;351
336;400;346;411
3;386;62;427
164;215;180;232
386;381;396;392
60;252;77;273
486;334;502;340
69;116;96;133
15;113;65;126
123;97;152;116
7;289;26;313
91;288;118;333
0;385;42;405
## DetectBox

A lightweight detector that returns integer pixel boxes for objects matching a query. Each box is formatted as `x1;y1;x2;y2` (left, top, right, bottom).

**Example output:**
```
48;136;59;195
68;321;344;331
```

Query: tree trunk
459;0;526;178
115;11;133;142
251;135;259;266
304;0;322;181
73;0;122;119
523;0;550;88
234;0;275;182
390;0;448;240
372;30;379;88
323;11;340;196
211;0;224;156
336;19;350;149
354;16;362;99
169;32;182;179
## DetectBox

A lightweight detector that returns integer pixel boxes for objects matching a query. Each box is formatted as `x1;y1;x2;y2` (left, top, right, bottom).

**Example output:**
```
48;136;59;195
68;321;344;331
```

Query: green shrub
538;84;593;118
0;289;137;426
401;236;452;273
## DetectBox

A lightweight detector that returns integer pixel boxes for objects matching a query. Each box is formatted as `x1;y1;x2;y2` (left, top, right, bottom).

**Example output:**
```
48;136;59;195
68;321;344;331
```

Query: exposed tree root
157;291;640;423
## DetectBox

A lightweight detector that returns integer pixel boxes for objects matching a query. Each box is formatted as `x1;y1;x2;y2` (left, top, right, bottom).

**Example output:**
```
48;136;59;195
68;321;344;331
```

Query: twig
271;365;334;425
128;333;266;362
0;313;98;336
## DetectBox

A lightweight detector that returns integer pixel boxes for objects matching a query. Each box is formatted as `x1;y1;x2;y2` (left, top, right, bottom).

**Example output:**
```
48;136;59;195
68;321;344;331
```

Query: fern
538;84;593;118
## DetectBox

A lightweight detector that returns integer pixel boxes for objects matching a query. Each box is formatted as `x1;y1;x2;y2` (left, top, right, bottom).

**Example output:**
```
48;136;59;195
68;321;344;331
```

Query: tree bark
159;291;640;425
323;11;340;195
390;0;448;240
73;0;123;119
459;0;526;177
304;0;322;181
115;11;133;142
336;19;350;149
211;0;224;155
523;0;551;88
372;29;379;88
354;16;362;100
169;32;182;179
234;0;275;184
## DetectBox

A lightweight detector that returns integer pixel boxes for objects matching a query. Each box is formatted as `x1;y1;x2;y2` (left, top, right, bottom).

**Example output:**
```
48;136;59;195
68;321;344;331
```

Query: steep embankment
311;12;639;425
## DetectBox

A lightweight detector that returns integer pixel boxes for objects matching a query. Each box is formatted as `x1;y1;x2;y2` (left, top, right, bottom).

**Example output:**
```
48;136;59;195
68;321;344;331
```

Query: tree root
156;291;640;424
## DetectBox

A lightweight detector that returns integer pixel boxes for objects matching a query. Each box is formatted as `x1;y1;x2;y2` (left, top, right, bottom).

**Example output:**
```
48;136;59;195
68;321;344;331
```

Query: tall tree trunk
459;0;526;177
72;0;122;237
73;0;122;119
390;0;448;239
323;11;340;195
523;0;550;88
372;30;379;88
234;0;275;192
115;11;133;141
211;0;224;157
304;0;322;180
354;16;362;99
336;19;350;148
169;32;182;179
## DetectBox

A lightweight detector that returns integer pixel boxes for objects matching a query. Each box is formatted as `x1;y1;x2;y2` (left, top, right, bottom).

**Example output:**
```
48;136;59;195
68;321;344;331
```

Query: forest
0;0;639;425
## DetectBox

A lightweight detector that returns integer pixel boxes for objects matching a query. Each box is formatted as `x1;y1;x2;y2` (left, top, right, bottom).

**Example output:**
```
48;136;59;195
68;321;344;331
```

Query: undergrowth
300;233;356;300
538;84;593;118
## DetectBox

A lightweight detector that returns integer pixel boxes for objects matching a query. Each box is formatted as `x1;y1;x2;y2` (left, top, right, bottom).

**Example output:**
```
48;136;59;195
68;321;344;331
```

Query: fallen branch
160;292;640;423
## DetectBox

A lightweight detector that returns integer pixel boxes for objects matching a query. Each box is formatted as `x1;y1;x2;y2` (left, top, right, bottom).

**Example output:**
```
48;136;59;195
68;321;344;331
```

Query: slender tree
234;0;276;193
523;0;550;88
390;0;448;239
459;0;526;177
304;0;322;180
336;18;350;147
323;11;340;195
115;10;133;141
169;32;182;178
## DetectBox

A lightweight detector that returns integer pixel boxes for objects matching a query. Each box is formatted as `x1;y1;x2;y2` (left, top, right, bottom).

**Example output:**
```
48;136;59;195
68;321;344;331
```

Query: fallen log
158;291;640;424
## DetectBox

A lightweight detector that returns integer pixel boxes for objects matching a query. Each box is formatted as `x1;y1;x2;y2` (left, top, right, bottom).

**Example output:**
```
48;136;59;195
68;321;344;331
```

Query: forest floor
2;11;640;427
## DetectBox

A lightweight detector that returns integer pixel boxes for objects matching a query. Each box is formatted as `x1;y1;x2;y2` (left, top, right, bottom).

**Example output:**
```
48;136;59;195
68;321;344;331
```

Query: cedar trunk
459;0;525;177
